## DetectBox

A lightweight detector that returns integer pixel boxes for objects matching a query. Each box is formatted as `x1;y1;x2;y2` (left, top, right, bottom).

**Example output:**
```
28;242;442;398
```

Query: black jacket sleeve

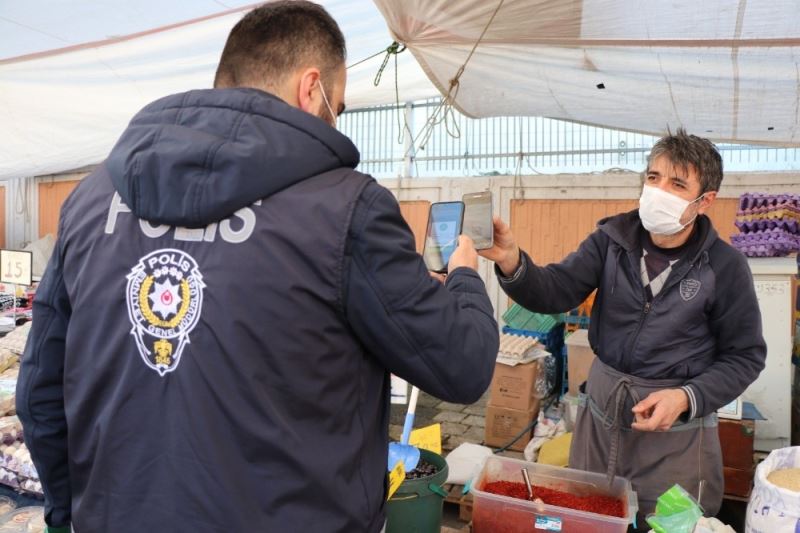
16;237;71;528
344;182;499;404
496;230;608;313
683;245;767;418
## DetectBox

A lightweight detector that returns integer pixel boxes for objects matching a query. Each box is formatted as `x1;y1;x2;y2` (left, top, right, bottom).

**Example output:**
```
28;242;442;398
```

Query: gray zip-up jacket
498;209;766;419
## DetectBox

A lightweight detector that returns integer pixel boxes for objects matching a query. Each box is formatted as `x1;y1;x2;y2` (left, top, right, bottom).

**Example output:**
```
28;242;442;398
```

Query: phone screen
422;201;465;273
462;192;493;250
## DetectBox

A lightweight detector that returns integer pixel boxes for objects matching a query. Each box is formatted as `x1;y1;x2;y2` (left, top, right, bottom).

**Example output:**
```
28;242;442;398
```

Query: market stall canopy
0;0;437;181
373;0;800;147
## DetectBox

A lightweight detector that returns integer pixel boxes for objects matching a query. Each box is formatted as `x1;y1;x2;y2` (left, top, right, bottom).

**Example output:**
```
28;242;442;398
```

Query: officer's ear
296;67;322;116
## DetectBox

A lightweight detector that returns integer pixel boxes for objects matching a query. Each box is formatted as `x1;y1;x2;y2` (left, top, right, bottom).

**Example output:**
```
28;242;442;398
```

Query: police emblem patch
679;278;701;301
126;249;205;376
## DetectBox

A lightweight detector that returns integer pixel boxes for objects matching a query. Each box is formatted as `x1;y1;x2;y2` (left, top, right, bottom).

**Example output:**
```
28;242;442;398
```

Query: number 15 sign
0;250;33;287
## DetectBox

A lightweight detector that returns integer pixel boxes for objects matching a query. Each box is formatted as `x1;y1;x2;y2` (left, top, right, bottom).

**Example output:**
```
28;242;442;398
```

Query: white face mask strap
317;80;336;128
679;192;707;230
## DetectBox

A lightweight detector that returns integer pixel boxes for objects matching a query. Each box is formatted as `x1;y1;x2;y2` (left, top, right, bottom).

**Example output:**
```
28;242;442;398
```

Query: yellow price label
387;461;405;500
409;423;441;455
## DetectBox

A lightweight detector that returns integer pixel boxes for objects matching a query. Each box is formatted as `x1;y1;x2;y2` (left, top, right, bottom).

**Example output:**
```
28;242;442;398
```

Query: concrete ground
389;387;530;457
389;389;491;453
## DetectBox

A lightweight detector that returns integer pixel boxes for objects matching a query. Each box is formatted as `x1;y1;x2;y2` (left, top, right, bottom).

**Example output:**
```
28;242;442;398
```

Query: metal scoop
522;467;534;500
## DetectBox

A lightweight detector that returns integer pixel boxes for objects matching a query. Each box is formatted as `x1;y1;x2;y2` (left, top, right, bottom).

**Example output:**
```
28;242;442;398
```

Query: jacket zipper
621;250;650;373
624;260;695;373
623;297;650;373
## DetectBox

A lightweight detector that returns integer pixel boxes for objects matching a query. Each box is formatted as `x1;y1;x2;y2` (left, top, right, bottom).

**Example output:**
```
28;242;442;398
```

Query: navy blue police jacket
16;88;498;532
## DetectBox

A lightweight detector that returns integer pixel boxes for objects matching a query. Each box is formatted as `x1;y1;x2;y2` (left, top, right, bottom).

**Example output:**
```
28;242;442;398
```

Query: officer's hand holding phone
447;235;478;273
422;201;465;273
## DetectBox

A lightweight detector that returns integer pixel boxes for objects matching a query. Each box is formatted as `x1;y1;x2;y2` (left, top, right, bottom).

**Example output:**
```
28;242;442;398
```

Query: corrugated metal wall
38;180;80;238
509;198;740;266
400;197;739;269
26;174;746;266
398;200;430;254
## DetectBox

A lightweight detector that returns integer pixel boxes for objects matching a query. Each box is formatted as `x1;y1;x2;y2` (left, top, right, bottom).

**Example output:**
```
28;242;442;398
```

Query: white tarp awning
0;1;438;181
374;0;800;147
3;1;799;181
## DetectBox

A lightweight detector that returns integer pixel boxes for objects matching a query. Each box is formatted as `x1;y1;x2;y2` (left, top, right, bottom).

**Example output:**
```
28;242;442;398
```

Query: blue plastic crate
564;315;591;329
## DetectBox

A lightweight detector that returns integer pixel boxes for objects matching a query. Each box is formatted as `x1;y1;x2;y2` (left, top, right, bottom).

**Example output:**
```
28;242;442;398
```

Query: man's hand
448;235;479;272
429;271;446;284
477;216;520;277
631;389;689;432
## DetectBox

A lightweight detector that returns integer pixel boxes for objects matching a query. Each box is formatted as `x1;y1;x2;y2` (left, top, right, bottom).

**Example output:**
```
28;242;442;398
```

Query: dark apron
569;359;723;530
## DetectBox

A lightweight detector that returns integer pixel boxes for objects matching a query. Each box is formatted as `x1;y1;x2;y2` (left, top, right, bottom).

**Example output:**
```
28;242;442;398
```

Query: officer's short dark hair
647;128;724;193
214;1;346;89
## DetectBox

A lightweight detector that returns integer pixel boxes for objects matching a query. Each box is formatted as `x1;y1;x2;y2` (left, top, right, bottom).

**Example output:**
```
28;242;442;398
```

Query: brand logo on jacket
126;249;205;376
679;279;701;301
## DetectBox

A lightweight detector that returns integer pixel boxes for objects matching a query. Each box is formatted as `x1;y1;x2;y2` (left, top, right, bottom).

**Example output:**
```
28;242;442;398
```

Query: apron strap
601;376;641;486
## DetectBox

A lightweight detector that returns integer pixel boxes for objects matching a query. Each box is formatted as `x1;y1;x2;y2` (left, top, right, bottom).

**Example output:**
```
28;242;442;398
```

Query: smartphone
462;191;494;250
422;201;465;273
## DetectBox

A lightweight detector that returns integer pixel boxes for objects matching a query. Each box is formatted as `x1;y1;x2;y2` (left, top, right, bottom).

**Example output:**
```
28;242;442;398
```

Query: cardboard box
565;329;595;395
723;466;754;498
718;419;755;471
489;361;539;411
484;401;540;452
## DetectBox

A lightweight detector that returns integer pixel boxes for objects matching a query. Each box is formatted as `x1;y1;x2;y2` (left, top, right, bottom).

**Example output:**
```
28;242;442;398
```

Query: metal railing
338;100;800;178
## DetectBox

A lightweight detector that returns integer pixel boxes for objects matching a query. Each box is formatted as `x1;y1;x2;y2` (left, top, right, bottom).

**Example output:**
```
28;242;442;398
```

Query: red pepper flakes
482;480;625;517
472;481;627;533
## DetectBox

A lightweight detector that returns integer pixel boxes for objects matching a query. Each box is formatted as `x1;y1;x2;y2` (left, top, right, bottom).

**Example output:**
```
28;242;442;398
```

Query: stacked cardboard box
487;307;563;451
484;360;540;452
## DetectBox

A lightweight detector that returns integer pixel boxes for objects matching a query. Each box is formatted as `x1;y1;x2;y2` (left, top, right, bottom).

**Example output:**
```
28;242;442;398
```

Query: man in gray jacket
480;129;765;525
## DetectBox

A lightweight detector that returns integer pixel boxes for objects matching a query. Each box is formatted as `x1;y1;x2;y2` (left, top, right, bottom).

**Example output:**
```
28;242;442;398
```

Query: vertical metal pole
7;178;34;250
11;283;17;326
402;102;414;179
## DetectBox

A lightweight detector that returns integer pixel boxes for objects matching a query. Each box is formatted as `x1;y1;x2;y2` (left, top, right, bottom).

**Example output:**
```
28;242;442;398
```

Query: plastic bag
444;443;493;485
746;446;800;532
0;322;31;356
0;351;17;375
533;355;556;399
646;484;703;533
0;417;22;445
693;516;736;533
522;410;566;462
0;382;14;417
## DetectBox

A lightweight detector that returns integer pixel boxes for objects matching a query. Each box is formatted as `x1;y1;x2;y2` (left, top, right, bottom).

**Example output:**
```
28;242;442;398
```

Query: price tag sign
0;250;32;286
387;461;405;500
409;423;442;455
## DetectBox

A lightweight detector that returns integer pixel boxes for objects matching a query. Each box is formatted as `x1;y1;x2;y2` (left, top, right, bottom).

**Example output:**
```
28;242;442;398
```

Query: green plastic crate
502;303;563;332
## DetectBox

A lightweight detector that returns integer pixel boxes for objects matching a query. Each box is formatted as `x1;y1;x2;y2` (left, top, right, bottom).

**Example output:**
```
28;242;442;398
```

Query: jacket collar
598;209;718;264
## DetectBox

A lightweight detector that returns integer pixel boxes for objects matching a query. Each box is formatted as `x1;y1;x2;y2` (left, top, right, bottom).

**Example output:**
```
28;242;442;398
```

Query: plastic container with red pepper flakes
471;455;638;533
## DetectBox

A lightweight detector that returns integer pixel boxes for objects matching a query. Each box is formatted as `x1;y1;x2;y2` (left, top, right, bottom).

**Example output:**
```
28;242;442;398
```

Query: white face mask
639;185;704;235
317;80;337;129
